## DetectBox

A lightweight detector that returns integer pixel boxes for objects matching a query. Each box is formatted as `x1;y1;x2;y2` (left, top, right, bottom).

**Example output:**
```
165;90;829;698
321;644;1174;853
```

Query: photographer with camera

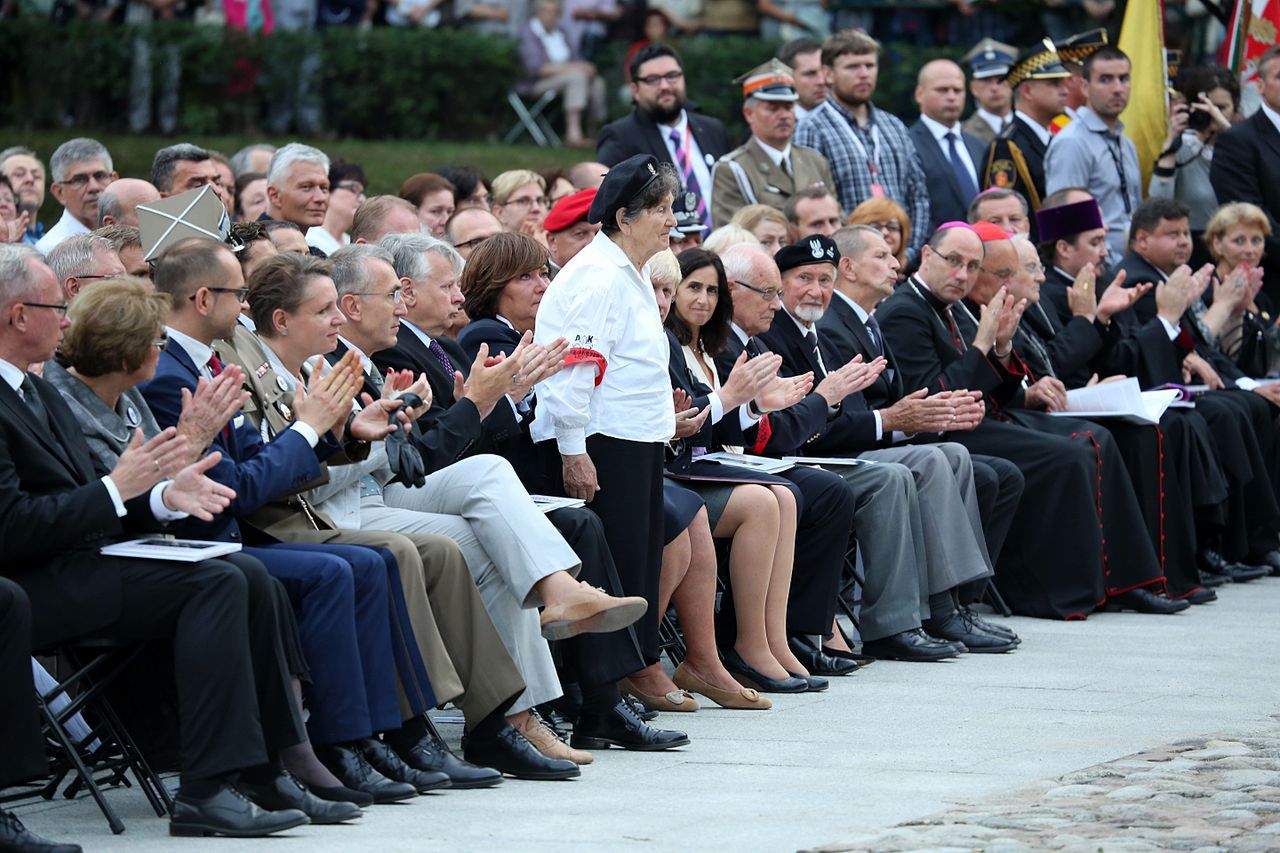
1149;66;1240;263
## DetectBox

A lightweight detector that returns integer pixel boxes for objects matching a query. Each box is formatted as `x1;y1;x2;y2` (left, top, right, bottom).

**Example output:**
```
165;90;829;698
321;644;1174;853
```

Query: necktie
804;329;825;378
669;128;707;221
864;313;883;356
366;366;384;394
427;339;456;378
781;156;792;178
946;132;979;201
19;375;48;428
208;353;224;378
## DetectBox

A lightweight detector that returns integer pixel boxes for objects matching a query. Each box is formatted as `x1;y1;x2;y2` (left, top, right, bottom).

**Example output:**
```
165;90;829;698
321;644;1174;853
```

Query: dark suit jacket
1210;109;1280;302
714;332;831;455
1109;253;1212;385
909;121;988;232
140;343;327;540
982;114;1049;214
0;373;166;642
596;107;730;171
817;294;904;409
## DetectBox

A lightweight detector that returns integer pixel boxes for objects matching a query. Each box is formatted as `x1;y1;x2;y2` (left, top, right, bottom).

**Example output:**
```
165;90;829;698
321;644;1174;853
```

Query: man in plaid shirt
794;31;931;266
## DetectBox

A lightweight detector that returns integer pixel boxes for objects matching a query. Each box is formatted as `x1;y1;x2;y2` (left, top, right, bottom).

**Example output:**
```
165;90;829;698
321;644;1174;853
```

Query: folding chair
24;641;173;834
835;539;863;639
657;609;687;668
503;90;562;147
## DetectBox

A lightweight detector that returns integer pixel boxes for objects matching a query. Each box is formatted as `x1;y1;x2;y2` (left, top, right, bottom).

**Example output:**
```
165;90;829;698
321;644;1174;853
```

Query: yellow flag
1118;0;1168;187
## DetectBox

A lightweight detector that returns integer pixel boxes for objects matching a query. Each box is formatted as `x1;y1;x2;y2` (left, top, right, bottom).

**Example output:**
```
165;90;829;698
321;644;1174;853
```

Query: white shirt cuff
101;475;126;517
872;410;883;441
708;392;725;424
1236;376;1260;390
892;430;910;443
1158;317;1180;340
556;428;587;456
151;482;189;521
738;405;760;430
288;421;320;447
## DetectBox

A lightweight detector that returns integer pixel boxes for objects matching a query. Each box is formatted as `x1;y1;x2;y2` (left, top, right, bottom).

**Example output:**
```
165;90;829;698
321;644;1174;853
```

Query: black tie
864;313;883;356
804;330;825;378
19;375;49;428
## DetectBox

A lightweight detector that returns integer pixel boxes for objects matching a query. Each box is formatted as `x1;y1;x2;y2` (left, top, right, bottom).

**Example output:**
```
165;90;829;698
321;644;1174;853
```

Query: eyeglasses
871;220;903;233
335;182;367;199
502;196;549;209
453;235;493;251
72;273;118;282
153;333;169;350
733;279;783;301
636;70;684;86
190;286;251;302
21;301;69;316
937;253;982;275
352;287;404;304
59;171;111;189
983;266;1017;281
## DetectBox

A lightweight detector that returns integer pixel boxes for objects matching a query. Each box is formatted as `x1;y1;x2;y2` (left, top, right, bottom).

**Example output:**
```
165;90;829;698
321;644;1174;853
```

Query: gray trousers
860;442;994;594
371;454;581;714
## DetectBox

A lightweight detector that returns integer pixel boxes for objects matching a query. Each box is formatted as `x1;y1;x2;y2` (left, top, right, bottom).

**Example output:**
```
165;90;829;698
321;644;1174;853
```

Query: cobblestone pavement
809;716;1280;853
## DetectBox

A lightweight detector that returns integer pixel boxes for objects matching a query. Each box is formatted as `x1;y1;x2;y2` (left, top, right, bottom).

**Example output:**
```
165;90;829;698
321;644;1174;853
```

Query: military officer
960;38;1017;146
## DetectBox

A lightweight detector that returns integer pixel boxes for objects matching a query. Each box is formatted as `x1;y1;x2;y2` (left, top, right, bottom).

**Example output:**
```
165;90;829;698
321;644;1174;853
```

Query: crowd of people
2;23;1280;853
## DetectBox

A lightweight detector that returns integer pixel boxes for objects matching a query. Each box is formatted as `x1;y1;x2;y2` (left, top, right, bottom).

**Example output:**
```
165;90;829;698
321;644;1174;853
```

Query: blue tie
946;132;979;202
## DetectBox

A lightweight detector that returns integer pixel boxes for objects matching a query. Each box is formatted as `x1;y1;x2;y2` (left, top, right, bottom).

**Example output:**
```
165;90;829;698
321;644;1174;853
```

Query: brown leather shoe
513;713;593;765
539;582;648;641
673;664;772;711
618;677;700;712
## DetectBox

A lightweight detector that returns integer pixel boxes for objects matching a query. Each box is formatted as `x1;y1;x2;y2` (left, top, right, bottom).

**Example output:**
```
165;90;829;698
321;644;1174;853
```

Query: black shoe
1184;586;1217;605
1109;587;1190;614
316;744;418;803
861;628;963;662
787;671;829;691
788;634;859;675
623;693;659;721
571;700;691;751
1198;570;1228;588
170;784;310;838
237;772;362;825
1198;548;1266;581
957;606;1020;643
1251;549;1280;575
0;809;82;852
395;727;503;790
1225;563;1270;582
1198;547;1232;574
536;705;576;740
302;782;374;807
462;724;580;780
722;648;809;693
361;737;450;794
822;646;876;666
924;611;1018;654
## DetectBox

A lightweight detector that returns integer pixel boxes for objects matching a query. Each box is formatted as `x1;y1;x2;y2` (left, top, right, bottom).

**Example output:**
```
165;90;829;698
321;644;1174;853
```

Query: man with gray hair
35;138;116;256
94;224;149;279
967;187;1031;236
0;146;46;244
230;143;277;179
265;144;331;245
44;233;126;301
152;143;224;207
96;178;161;228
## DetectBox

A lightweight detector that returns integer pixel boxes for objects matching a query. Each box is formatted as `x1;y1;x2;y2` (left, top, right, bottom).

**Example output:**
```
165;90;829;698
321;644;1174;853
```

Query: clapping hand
1067;263;1099;320
177;367;249;464
1095;271;1150;323
509;337;569;402
109;428;191;501
671;388;711;438
160;452;237;521
294;353;360;435
755;372;813;412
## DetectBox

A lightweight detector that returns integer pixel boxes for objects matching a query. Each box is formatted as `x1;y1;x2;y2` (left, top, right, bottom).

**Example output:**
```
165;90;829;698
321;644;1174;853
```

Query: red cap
970;221;1011;242
544;188;597;233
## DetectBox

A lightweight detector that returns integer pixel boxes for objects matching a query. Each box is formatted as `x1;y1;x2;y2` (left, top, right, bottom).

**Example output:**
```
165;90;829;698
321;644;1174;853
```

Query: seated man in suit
818;224;1026;586
0;244;311;839
710;59;835;229
910;59;988;233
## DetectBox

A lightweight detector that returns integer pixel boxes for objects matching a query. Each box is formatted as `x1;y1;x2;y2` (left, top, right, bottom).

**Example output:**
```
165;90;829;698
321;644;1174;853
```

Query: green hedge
0;20;960;141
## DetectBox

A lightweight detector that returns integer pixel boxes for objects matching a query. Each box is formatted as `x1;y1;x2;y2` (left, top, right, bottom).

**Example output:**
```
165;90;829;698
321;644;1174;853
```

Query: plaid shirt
794;98;930;264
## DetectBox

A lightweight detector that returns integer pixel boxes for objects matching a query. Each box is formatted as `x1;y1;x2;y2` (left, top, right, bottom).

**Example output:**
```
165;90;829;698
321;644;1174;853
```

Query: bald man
567;161;608;190
909;59;988;232
97;178;161;227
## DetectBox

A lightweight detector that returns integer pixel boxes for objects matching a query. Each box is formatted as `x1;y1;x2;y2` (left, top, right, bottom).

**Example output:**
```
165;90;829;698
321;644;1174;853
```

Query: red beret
544;188;597;233
970;221;1012;242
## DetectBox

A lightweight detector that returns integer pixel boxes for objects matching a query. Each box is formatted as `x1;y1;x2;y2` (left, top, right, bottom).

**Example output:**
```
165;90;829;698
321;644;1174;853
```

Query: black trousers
547;506;646;685
782;465;855;635
0;577;47;788
98;553;302;784
970;454;1024;568
584;436;665;663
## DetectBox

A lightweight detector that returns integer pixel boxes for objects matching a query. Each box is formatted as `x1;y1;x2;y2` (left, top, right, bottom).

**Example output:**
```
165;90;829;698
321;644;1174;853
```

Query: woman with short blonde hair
730;205;790;256
491;170;550;244
1203;202;1277;376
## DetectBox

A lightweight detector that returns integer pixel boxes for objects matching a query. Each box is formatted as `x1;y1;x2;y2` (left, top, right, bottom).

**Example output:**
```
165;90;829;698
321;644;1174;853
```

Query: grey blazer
44;359;161;473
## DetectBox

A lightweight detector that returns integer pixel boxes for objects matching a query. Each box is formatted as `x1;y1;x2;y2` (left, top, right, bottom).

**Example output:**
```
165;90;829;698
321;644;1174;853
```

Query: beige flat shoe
673;663;772;711
539;582;648;641
513;713;593;765
618;677;700;712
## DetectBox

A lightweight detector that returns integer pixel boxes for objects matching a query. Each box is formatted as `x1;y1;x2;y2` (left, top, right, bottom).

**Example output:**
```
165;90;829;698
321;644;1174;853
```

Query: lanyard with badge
837;115;886;198
1101;133;1133;215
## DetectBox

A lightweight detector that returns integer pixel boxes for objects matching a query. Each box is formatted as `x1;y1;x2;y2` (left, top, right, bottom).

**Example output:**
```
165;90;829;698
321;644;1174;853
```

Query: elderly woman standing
532;155;693;747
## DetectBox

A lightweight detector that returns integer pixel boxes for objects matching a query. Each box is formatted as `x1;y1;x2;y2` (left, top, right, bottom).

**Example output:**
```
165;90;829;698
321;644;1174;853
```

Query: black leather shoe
571;700;691;751
0;808;82;852
722;648;808;693
1251;549;1280;575
957;606;1019;643
1198;547;1232;574
1225;563;1270;582
861;628;963;662
787;671;829;691
924;611;1018;654
623;693;660;721
1198;548;1266;581
302;782;374;807
788;634;859;675
1184;586;1217;605
237;772;362;825
1110;587;1190;614
317;744;418;803
462;724;580;780
170;784;309;837
360;737;450;793
395;727;503;789
1198;569;1228;588
822;646;876;666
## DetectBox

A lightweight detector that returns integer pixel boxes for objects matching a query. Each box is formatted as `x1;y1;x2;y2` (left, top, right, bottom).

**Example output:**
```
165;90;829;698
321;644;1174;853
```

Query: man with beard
596;44;730;227
794;30;931;265
710;59;835;228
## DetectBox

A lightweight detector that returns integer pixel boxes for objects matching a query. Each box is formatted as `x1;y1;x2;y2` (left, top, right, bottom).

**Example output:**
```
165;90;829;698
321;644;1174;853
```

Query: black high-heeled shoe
721;649;808;693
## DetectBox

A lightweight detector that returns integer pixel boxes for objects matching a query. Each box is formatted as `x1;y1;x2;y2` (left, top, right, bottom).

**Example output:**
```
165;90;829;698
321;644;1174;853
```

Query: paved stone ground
12;576;1280;852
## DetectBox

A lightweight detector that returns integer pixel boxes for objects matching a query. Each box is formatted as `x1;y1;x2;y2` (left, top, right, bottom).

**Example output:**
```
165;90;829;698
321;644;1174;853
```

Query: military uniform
960;38;1017;148
710;140;834;227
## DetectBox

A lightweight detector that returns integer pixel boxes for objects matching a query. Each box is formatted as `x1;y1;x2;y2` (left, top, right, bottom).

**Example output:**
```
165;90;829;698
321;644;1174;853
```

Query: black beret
588;154;663;226
775;235;840;273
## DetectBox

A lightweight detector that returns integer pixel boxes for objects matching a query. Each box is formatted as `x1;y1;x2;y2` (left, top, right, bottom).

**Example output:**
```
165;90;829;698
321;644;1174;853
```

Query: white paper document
530;494;587;513
1048;378;1181;425
781;456;872;467
699;452;794;474
99;537;241;562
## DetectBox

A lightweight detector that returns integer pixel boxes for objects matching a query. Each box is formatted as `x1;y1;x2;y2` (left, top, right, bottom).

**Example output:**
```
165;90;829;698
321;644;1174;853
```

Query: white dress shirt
976;107;1009;136
1262;101;1280;137
34;209;91;256
752;137;793;175
532;231;675;454
305;227;347;256
1015;110;1053;148
920;114;979;189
